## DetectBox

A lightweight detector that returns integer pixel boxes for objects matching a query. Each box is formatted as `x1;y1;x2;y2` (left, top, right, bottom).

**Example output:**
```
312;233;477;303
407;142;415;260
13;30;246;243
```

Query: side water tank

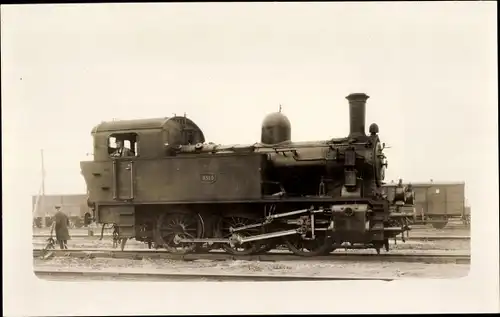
261;112;292;145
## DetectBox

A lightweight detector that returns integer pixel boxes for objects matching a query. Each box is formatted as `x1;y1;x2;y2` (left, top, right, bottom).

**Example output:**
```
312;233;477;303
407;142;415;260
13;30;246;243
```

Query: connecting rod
230;207;328;233
230;229;300;245
174;237;232;245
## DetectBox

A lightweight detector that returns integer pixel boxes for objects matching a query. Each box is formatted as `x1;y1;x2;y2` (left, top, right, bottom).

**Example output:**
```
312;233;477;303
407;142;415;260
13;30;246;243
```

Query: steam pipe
346;93;369;138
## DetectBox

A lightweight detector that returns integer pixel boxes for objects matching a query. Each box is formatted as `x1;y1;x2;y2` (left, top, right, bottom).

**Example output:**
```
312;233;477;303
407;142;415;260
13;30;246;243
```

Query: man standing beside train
50;206;71;249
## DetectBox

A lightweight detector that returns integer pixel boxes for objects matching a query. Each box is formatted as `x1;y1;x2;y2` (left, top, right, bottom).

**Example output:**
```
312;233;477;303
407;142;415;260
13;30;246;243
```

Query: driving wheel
216;215;262;255
284;234;333;257
156;212;204;254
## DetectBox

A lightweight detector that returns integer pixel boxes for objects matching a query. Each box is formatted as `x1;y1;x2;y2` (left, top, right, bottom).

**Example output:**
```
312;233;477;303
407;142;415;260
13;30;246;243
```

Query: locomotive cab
90;116;205;161
81;116;206;219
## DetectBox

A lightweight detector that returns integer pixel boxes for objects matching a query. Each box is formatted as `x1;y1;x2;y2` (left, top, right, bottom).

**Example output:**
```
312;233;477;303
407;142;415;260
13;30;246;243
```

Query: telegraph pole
41;149;46;228
41;149;46;196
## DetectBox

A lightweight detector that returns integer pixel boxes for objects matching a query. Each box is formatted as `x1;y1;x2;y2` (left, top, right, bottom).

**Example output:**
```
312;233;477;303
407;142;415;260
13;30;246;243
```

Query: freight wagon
32;194;93;228
382;181;469;229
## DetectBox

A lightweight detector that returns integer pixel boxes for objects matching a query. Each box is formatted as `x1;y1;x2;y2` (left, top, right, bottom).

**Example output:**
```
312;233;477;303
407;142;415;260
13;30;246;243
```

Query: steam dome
261;112;291;145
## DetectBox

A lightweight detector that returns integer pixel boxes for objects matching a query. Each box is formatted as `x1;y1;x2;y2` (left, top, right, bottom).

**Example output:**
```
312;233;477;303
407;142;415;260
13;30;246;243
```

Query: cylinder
346;93;370;138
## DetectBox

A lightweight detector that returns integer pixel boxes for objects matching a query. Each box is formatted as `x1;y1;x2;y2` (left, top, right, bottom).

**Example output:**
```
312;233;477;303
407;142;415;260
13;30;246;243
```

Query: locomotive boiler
81;93;414;256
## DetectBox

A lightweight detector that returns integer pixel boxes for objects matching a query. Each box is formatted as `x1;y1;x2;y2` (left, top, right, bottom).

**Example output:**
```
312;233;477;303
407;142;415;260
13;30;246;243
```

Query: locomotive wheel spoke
217;216;262;255
156;212;203;254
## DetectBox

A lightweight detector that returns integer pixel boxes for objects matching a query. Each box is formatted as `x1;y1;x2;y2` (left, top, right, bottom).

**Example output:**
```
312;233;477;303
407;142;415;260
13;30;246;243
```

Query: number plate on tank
200;173;217;184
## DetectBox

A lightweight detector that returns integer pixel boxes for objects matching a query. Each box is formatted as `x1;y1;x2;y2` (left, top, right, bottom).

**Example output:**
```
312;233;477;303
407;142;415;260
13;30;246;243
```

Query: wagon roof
91;117;171;133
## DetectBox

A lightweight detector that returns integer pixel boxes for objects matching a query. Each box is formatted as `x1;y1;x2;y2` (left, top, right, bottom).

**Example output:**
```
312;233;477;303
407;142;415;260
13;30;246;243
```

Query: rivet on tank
261;105;292;145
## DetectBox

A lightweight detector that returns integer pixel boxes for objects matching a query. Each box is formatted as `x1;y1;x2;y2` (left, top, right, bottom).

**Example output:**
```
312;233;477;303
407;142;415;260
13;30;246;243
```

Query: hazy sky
2;2;497;212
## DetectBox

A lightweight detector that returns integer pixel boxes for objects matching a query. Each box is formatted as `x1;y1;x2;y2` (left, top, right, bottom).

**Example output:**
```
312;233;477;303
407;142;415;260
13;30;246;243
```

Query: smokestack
346;93;369;138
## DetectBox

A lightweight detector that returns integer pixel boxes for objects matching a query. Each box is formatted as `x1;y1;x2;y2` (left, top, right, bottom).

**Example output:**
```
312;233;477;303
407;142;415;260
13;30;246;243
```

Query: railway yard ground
32;220;471;281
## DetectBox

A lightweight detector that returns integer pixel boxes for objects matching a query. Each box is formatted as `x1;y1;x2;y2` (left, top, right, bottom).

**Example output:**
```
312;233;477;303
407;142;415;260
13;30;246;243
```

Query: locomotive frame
81;93;415;256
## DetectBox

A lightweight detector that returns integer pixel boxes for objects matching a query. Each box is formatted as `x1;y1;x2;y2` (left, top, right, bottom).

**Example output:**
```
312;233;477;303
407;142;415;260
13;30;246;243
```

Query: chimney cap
346;93;370;101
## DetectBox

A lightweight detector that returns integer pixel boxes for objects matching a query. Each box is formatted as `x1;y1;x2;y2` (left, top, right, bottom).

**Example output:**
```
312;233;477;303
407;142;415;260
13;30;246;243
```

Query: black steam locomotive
81;93;414;256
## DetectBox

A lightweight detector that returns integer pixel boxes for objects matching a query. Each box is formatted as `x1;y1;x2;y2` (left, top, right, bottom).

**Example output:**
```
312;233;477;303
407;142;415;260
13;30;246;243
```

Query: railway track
32;234;471;241
33;248;470;264
34;268;398;281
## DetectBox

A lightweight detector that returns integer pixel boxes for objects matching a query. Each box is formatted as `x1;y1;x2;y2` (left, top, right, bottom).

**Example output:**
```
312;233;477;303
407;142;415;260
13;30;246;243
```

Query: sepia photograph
2;1;498;315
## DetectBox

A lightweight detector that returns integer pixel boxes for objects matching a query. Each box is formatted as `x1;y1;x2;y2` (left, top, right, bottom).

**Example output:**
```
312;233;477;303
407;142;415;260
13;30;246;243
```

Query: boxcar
382;181;468;229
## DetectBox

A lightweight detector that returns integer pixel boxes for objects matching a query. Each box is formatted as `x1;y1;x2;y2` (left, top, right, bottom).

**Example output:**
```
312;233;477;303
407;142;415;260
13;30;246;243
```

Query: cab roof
91;118;171;133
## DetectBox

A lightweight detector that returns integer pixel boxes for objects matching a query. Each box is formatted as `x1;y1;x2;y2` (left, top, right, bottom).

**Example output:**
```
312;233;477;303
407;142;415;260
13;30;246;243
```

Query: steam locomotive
81;93;414;256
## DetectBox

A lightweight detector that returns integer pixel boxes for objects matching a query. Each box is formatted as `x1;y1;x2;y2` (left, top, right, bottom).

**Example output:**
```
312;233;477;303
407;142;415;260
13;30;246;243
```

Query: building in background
382;180;470;228
32;194;92;228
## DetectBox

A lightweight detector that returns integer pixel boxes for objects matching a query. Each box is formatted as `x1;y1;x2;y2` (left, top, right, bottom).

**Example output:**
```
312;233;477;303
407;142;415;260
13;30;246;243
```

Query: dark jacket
111;147;134;157
53;210;71;241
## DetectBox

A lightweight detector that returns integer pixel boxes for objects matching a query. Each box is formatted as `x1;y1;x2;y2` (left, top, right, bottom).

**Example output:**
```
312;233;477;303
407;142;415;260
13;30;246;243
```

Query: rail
34;268;398;281
33;248;471;264
31;234;471;241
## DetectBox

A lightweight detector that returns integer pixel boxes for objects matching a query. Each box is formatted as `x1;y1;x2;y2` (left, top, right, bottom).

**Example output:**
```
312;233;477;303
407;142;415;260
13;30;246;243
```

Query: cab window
108;133;139;157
